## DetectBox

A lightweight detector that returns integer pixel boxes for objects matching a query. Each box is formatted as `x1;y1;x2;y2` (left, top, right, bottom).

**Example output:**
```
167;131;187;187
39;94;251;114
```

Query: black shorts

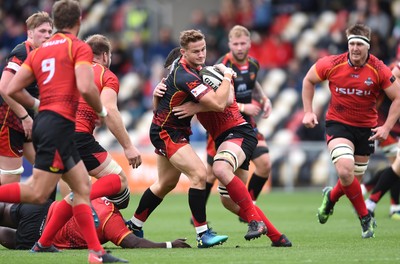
10;200;52;250
33;111;81;173
325;120;375;156
149;123;191;159
214;123;257;170
75;132;107;171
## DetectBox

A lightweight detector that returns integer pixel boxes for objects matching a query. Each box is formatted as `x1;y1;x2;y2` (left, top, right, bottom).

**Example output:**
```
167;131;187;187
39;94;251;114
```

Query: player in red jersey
0;11;52;185
302;24;400;238
204;25;273;210
161;50;291;246
125;30;229;248
0;197;190;250
70;34;141;206
2;1;126;263
364;63;400;220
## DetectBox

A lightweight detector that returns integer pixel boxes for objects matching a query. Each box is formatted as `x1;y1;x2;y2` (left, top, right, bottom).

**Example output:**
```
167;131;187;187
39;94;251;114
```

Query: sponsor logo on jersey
364;78;373;86
190;83;207;97
335;87;371;96
350;74;359;78
250;72;256;80
42;38;67;47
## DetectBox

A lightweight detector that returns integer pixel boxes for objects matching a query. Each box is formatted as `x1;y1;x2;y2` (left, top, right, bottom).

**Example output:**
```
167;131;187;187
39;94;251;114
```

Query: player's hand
172;102;199;119
369;126;390;141
21;116;33;140
243;103;261;116
302;112;318;128
262;98;272;118
125;146;142;169
153;78;167;98
171;238;191;248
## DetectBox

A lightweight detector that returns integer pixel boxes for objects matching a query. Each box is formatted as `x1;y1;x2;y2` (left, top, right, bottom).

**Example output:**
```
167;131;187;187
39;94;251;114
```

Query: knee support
106;187;131;209
330;144;354;164
214;150;239;171
354;161;369;176
0;166;24;175
217;185;230;198
93;159;122;178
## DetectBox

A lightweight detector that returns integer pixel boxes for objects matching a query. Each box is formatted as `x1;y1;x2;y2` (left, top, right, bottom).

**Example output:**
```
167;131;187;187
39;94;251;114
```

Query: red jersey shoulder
102;68;119;94
367;54;390;72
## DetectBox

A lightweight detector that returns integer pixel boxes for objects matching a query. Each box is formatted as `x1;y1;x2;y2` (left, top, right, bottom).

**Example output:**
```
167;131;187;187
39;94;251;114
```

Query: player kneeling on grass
0;195;190;250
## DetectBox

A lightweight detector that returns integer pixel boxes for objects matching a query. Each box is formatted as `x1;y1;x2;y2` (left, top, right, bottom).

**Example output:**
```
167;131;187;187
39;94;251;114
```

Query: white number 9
42;58;55;85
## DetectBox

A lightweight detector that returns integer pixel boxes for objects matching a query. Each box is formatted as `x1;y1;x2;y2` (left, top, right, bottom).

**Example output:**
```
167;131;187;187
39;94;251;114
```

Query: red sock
39;199;72;246
225;177;261;221
90;174;121;200
330;180;344;203
0;183;20;203
73;204;104;253
341;178;368;217
255;206;281;242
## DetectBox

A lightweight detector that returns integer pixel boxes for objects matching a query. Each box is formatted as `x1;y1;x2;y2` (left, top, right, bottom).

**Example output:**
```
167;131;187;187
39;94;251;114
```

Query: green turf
1;190;399;263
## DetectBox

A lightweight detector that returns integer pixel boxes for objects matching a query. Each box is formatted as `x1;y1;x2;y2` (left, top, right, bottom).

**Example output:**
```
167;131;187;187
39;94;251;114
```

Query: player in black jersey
0;12;52;185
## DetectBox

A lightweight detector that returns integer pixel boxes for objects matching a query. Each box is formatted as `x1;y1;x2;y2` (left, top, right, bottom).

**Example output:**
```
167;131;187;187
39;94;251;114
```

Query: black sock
370;167;399;202
188;188;206;224
390;179;400;205
247;173;268;201
134;188;162;222
204;182;214;204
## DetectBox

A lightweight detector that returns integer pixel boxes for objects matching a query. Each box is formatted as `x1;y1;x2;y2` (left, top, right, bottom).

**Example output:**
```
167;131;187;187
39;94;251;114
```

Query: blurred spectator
189;9;208;33
365;0;391;39
148;26;177;66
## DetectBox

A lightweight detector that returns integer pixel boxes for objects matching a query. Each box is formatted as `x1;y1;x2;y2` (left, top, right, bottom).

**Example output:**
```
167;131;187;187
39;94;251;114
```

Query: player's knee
213;149;238;179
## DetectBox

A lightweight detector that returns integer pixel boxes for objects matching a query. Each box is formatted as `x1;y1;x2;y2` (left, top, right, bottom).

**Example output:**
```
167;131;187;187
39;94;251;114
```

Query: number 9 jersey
22;32;93;122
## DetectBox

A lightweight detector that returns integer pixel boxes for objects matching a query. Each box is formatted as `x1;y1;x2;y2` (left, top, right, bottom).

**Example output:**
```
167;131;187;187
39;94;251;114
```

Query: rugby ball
200;66;224;91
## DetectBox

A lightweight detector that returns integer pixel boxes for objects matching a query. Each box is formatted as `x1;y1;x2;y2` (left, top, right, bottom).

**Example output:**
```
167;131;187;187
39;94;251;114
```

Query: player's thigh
169;144;206;180
22;142;35;165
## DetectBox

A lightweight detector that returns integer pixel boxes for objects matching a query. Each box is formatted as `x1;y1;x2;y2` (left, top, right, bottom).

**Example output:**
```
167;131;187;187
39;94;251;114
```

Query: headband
347;34;370;49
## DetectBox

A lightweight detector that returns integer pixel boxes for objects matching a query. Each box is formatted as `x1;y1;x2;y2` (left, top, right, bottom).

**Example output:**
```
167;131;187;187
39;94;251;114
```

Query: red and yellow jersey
75;63;119;133
23;32;93;122
315;52;394;127
52;198;131;249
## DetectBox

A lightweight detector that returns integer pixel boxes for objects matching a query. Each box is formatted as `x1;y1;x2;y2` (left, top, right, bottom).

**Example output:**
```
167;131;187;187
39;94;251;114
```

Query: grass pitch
1;190;399;263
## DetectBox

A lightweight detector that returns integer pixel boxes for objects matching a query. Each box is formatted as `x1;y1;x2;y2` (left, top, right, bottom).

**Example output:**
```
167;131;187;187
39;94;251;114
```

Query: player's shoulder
8;42;30;61
216;53;230;65
367;54;389;71
248;56;259;68
317;53;347;68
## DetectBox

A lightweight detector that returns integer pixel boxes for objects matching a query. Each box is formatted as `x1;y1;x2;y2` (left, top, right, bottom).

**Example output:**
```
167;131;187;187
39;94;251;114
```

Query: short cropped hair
85;34;111;56
229;25;250;39
346;24;371;40
179;29;205;50
26;11;53;30
52;0;81;30
164;47;181;69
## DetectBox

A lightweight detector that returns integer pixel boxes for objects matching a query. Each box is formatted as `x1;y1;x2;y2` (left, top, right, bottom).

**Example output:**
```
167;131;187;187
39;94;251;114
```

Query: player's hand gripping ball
200;66;224;91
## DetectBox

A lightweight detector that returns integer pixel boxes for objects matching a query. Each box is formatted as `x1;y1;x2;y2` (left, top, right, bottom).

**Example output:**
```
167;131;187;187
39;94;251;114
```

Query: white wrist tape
166;241;172;248
33;98;40;111
97;106;108;117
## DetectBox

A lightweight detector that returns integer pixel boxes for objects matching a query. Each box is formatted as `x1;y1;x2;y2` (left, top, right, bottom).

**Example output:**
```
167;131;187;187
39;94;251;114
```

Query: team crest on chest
364;77;373;86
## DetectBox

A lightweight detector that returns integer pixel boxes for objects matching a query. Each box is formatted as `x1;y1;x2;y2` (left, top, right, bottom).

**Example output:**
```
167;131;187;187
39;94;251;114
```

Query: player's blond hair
229;25;250;39
26;11;53;30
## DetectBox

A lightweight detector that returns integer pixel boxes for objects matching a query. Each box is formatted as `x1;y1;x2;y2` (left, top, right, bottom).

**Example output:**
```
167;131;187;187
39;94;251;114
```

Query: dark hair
179;29;205;50
164;47;181;69
346;24;371;40
85;34;111;56
26;11;53;30
52;0;81;30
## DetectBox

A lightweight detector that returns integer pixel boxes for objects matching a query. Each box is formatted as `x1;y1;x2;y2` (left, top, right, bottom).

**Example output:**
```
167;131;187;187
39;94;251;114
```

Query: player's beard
232;50;248;64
